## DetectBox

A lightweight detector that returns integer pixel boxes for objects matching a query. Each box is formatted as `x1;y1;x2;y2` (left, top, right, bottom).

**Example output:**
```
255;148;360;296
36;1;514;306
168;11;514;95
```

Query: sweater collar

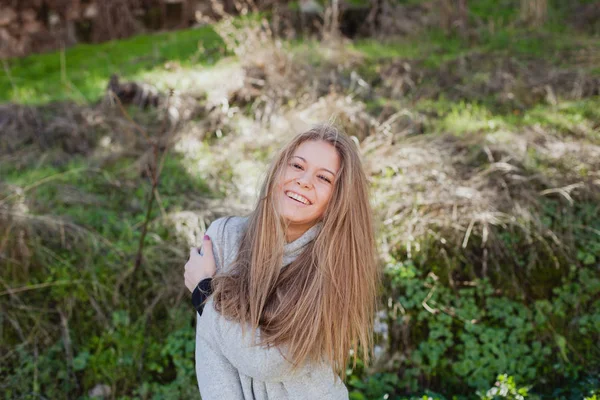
282;222;322;267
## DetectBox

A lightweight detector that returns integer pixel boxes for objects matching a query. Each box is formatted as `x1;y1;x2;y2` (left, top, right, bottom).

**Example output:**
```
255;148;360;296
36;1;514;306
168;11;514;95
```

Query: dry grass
187;17;600;299
376;51;600;108
364;125;599;288
176;16;600;291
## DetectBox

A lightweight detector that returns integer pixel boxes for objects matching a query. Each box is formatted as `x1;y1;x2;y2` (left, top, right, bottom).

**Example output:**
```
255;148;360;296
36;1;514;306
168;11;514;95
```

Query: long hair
212;124;379;377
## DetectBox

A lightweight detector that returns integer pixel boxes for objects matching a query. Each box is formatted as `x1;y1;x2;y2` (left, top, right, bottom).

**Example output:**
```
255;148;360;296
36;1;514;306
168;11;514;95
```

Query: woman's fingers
201;235;212;257
184;268;195;292
189;247;198;259
202;235;217;276
183;233;216;293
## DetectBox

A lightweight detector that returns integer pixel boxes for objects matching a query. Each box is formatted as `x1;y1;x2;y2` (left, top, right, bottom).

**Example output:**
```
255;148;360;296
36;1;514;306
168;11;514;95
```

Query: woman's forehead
292;141;340;174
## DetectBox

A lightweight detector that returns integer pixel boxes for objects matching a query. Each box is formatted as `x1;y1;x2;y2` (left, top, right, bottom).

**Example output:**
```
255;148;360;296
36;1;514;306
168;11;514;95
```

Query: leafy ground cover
1;4;599;400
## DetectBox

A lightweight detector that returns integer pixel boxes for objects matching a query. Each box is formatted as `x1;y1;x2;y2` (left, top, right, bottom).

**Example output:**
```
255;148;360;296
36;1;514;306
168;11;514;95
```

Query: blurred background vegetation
1;0;599;399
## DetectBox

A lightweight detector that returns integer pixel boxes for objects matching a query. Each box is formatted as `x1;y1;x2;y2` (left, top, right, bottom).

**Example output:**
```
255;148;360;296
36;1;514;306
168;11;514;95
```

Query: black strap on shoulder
192;278;213;316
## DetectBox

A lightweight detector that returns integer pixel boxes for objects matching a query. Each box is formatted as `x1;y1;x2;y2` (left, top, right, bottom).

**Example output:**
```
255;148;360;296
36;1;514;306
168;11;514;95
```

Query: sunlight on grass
351;33;471;68
0;26;226;105
173;135;215;177
519;100;600;141
351;38;428;60
441;102;505;135
136;58;244;104
415;99;505;135
414;96;600;141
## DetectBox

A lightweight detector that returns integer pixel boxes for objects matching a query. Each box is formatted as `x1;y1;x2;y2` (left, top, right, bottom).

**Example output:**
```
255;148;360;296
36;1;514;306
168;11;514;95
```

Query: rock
22;8;38;22
65;1;81;20
88;383;111;398
106;74;162;109
300;0;324;15
83;3;98;19
23;21;44;34
0;7;17;26
49;11;61;27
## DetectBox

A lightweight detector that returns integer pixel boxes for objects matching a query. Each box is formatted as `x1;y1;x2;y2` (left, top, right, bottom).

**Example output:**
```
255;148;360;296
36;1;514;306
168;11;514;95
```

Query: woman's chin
278;197;319;226
281;211;313;226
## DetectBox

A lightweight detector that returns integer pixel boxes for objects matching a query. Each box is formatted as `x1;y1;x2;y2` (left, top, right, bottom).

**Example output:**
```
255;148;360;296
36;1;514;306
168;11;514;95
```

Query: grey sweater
195;216;349;400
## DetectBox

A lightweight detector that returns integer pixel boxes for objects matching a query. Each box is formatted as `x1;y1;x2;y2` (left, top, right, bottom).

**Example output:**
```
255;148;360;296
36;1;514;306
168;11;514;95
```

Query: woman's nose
296;175;312;188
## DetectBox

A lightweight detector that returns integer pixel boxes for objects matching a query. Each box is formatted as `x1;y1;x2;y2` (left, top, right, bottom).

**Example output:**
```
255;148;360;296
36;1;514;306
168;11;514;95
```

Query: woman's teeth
286;191;311;205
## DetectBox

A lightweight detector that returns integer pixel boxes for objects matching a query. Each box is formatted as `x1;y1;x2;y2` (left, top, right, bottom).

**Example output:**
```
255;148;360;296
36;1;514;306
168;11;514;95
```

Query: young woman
184;124;379;399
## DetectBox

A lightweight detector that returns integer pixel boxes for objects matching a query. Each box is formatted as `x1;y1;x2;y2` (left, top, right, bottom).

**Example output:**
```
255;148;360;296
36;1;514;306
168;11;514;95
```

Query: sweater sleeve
195;316;246;398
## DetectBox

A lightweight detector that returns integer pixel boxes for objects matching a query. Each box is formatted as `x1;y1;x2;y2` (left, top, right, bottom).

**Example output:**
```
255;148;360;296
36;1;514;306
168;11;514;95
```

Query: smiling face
276;140;341;238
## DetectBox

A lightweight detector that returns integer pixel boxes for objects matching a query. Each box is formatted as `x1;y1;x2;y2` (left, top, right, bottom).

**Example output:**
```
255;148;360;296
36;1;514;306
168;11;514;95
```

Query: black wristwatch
191;278;214;316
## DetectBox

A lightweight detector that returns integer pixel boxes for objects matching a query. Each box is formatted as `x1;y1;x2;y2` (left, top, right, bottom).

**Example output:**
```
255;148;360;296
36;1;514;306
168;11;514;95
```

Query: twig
462;218;476;248
60;45;67;84
58;45;88;103
540;182;585;206
133;184;157;275
154;188;167;219
137;291;164;381
0;280;82;297
0;210;124;258
130;90;174;283
58;308;77;392
421;285;438;315
109;91;151;142
2;59;18;96
0;167;87;206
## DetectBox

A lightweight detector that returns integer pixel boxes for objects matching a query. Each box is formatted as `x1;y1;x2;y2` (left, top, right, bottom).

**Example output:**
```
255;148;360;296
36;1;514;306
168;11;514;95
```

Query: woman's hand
184;235;217;293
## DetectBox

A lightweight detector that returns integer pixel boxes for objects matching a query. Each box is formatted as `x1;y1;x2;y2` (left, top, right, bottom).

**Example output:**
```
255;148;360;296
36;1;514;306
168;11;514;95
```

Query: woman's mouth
285;191;312;205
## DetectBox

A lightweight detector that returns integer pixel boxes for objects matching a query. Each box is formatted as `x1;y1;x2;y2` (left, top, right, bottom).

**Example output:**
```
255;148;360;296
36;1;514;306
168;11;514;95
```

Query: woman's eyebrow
292;156;337;175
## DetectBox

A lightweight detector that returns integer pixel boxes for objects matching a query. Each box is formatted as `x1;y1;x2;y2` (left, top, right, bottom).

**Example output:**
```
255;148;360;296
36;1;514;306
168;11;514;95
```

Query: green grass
412;96;600;140
0;151;211;232
352;21;597;70
350;39;428;60
0;26;225;104
350;30;469;68
469;0;519;23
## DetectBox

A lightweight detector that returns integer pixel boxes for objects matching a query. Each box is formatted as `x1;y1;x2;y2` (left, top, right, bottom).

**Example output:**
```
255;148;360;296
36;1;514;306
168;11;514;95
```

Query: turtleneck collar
282;222;322;267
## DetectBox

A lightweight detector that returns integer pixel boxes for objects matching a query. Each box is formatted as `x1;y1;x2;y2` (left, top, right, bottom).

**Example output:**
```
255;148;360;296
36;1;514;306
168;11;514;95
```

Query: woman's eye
291;163;303;170
318;175;332;183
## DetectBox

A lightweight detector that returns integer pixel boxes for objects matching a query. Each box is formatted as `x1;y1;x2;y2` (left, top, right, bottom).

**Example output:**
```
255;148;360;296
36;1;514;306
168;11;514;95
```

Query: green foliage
386;262;540;390
363;195;600;398
479;374;534;400
349;372;403;400
349;372;449;400
468;0;519;24
344;191;600;399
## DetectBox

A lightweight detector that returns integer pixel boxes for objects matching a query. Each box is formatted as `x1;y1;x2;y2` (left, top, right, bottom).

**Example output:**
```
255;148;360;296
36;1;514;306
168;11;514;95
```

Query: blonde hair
212;124;379;377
